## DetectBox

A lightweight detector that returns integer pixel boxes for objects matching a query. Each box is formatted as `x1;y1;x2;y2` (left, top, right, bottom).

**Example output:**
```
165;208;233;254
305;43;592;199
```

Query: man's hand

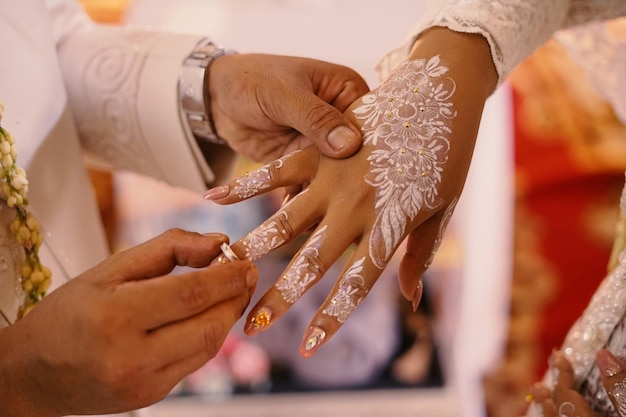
209;54;369;161
0;229;257;417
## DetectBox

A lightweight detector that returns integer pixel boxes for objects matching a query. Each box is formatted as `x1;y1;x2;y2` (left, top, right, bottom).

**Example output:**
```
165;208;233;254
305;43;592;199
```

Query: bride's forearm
409;27;497;105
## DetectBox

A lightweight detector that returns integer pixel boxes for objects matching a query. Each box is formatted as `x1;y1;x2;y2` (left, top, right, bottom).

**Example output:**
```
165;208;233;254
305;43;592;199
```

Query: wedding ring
217;242;240;263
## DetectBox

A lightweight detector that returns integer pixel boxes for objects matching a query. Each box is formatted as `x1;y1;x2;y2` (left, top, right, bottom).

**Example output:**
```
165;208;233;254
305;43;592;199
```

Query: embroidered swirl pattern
323;257;368;323
353;56;456;268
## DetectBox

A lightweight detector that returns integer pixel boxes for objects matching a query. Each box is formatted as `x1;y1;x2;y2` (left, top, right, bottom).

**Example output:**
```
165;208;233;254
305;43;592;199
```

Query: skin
530;350;626;417
206;28;498;357
0;230;258;417
0;50;370;415
209;54;370;161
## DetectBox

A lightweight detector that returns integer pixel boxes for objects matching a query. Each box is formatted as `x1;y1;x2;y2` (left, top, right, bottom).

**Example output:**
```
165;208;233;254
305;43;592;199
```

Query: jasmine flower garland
0;101;51;318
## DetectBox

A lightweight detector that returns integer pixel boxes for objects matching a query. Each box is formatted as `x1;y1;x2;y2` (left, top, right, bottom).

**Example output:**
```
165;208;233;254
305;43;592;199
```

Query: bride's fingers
243;217;360;337
398;197;459;304
203;146;319;204
550;350;577;392
529;383;558;417
297;241;388;358
229;187;324;262
550;351;597;416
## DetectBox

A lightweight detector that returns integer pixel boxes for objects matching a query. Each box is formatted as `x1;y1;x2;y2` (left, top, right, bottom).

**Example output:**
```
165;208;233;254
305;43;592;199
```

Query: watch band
179;39;237;145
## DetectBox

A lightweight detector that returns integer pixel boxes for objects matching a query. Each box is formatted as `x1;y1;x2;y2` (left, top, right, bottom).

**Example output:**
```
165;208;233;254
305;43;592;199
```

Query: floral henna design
240;188;309;261
275;225;327;304
233;165;272;199
323;257;368;323
233;154;293;199
241;211;289;261
353;56;457;269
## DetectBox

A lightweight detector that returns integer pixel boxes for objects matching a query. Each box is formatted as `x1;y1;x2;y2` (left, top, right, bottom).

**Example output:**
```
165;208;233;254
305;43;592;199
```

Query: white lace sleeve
555;18;626;125
378;0;626;85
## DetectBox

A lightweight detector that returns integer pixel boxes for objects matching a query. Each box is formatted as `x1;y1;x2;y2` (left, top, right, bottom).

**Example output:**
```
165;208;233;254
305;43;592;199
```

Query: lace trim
377;1;626;85
555;18;626;125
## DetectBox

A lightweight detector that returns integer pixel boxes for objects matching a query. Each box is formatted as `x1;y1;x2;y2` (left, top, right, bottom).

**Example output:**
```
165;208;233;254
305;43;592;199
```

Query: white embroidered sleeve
51;0;230;191
378;0;626;85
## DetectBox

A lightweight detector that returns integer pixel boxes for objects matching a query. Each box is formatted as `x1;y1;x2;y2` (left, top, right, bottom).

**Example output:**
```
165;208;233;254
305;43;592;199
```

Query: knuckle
273;212;295;243
162;227;186;240
177;283;210;313
304;103;337;132
202;321;226;359
264;159;282;183
276;250;326;304
99;356;139;397
297;248;327;278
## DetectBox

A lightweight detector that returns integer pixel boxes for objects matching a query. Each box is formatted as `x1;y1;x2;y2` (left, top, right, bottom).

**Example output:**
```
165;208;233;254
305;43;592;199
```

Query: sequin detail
250;307;272;330
561;249;626;386
304;326;326;352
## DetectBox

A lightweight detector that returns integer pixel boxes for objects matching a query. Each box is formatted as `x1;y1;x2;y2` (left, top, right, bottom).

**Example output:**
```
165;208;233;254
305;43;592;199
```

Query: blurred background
79;1;626;416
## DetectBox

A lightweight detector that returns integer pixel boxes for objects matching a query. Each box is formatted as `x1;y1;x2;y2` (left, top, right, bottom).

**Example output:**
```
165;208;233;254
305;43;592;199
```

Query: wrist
0;327;50;417
409;27;498;99
179;39;237;145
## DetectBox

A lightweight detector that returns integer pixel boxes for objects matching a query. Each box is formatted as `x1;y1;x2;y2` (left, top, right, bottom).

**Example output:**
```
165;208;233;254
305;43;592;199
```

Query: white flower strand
0;101;52;318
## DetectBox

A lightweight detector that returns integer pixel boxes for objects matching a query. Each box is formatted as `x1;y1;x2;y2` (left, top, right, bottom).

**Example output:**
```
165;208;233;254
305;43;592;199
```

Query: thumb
286;94;363;158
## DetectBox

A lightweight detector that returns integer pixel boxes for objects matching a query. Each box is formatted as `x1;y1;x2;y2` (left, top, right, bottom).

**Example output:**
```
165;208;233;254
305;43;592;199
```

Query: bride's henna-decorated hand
205;28;497;357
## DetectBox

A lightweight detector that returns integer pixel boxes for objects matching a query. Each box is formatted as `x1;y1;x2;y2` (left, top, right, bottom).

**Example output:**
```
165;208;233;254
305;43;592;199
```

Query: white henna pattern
353;56;457;268
323;257;369;323
233;158;285;199
242;211;289;261
425;197;458;268
275;225;327;304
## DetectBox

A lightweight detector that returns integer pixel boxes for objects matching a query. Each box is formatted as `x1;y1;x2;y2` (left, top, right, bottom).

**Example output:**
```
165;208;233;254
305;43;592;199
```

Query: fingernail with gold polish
249;307;272;332
302;326;326;357
203;185;230;200
597;349;624;378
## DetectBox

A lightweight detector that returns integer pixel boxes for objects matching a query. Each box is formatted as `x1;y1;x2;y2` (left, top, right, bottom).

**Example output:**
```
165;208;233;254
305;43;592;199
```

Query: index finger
123;260;257;330
100;229;229;283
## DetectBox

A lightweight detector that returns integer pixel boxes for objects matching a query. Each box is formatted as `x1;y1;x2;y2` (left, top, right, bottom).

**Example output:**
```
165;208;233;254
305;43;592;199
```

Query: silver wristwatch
179;39;237;145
